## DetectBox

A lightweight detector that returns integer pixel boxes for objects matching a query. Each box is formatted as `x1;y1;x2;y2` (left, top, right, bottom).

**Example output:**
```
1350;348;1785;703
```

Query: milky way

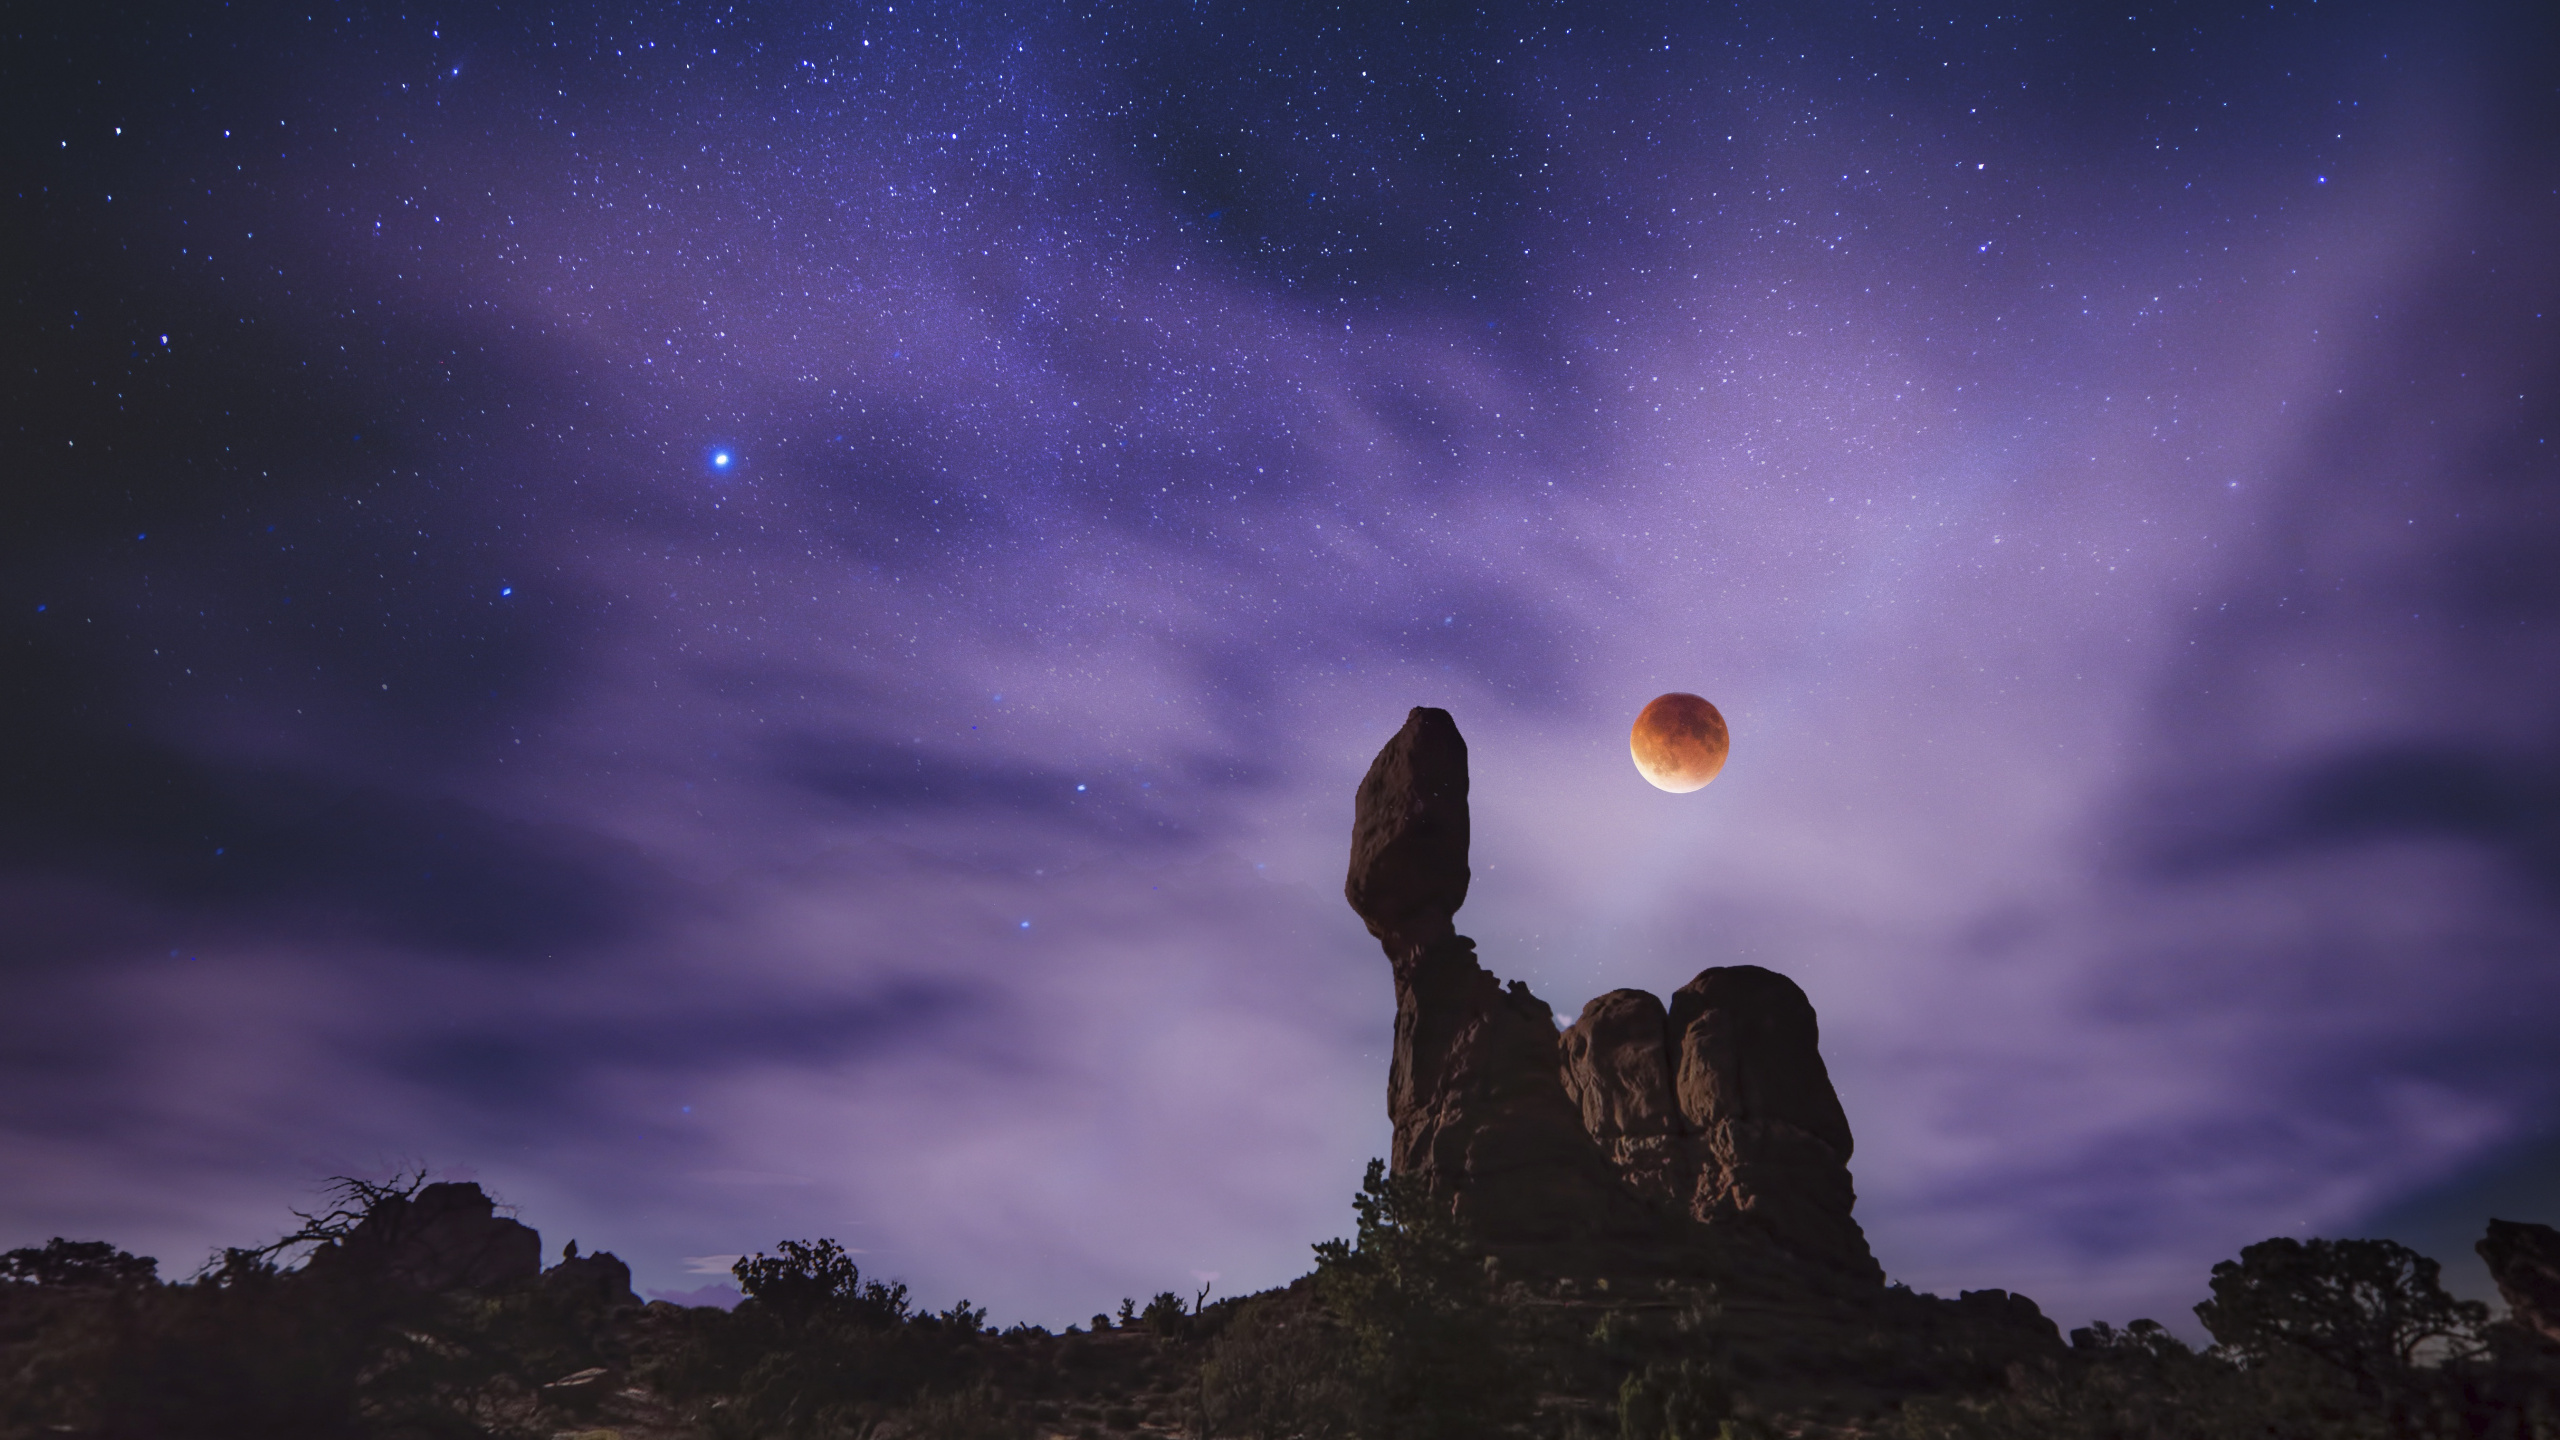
6;0;2556;1331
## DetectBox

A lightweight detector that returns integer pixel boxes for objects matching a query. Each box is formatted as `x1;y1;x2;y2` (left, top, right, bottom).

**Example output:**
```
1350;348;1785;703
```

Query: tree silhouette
731;1238;911;1329
2193;1236;2488;1386
1311;1159;1518;1440
0;1238;157;1290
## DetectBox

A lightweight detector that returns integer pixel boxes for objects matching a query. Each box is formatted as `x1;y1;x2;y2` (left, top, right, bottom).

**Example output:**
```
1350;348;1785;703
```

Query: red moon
1630;693;1730;793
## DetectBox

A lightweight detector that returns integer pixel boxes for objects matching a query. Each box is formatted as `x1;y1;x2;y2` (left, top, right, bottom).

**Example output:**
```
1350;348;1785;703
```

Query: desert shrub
0;1284;116;1437
1896;1314;2260;1440
733;1238;911;1330
1895;1295;2546;1440
1142;1290;1191;1338
936;1298;990;1336
644;1238;1001;1439
1310;1159;1521;1440
85;1256;526;1440
1198;1295;1358;1439
1;1239;158;1290
0;1242;158;1436
1617;1358;1733;1440
875;1383;1030;1439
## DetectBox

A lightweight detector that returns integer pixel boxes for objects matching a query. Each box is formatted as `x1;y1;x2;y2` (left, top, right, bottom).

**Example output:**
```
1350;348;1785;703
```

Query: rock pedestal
1388;932;1659;1255
1348;706;1880;1281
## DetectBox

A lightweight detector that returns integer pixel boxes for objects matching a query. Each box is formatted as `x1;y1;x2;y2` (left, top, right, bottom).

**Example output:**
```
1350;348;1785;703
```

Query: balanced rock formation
301;1181;542;1293
1348;706;1880;1281
2479;1218;2560;1346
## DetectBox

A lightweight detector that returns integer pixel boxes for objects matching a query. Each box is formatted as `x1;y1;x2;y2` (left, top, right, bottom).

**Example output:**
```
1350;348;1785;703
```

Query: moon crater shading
1631;693;1730;793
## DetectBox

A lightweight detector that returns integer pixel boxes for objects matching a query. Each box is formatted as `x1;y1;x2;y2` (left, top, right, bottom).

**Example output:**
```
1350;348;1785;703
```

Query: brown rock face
2479;1218;2560;1346
1346;707;1472;960
301;1181;542;1293
1387;933;1652;1255
1555;968;1877;1279
1351;707;1879;1281
1557;988;1688;1206
1668;967;1872;1272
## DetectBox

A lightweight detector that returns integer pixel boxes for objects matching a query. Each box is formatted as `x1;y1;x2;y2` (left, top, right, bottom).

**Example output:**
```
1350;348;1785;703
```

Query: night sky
7;0;2557;1334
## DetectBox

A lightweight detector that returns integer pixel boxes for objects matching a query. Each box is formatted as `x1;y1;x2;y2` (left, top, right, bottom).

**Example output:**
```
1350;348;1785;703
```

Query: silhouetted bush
872;1382;1029;1438
1198;1291;1359;1438
0;1241;156;1291
732;1237;912;1330
1898;1243;2560;1440
628;1237;1016;1439
1310;1159;1524;1440
1143;1290;1192;1337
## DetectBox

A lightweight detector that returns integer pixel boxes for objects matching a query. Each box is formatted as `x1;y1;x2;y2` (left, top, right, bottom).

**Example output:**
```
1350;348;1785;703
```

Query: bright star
712;450;731;468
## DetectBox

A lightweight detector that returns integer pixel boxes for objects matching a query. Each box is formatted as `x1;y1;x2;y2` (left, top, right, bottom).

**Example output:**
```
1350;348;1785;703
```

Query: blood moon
1630;692;1730;793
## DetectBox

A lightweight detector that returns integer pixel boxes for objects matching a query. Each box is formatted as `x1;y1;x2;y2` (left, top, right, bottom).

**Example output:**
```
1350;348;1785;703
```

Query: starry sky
6;0;2557;1334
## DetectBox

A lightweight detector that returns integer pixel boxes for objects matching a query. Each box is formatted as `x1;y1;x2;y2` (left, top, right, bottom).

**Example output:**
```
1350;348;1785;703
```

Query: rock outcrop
1559;988;1688;1206
1557;967;1868;1270
2479;1218;2560;1346
1349;706;1880;1281
543;1249;642;1308
301;1181;542;1293
1668;966;1869;1271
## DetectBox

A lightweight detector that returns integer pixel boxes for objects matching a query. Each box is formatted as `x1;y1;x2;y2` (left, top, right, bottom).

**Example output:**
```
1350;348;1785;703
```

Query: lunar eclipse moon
1630;693;1731;794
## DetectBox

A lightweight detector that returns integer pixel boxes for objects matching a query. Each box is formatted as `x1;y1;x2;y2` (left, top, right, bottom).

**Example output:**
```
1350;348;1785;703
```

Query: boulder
1345;707;1472;960
300;1181;542;1294
542;1250;641;1308
2479;1218;2560;1346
